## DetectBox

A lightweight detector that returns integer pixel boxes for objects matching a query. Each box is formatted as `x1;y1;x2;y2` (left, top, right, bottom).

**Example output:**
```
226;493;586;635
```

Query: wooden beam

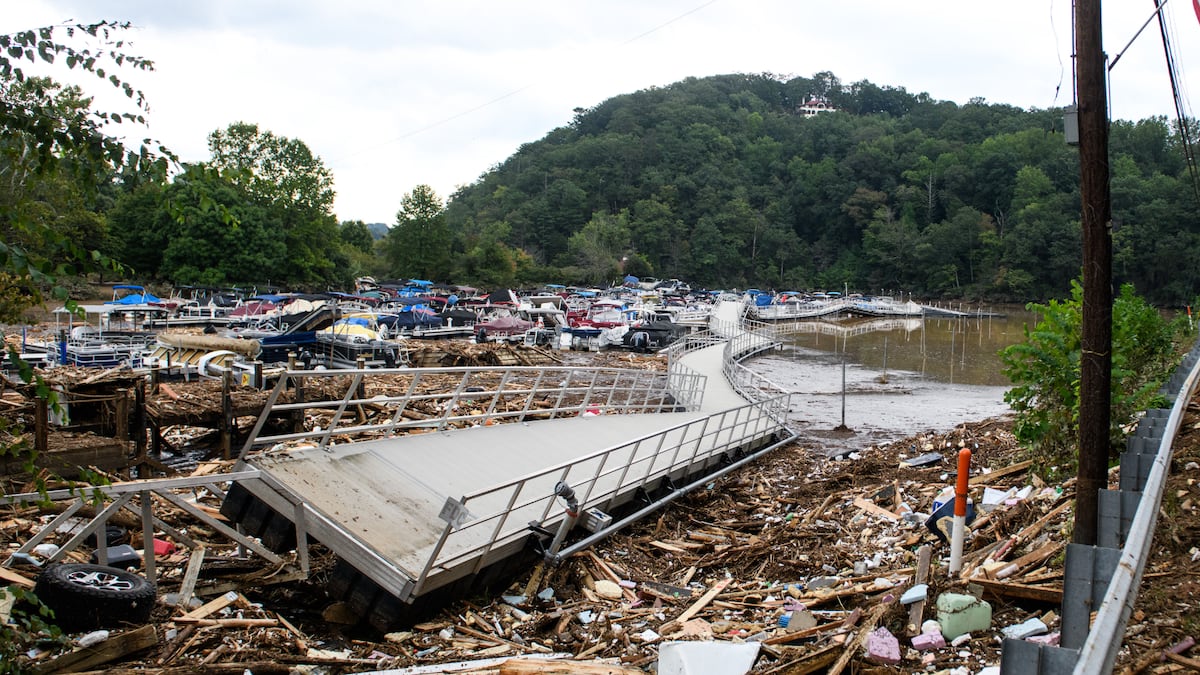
969;460;1034;486
0;566;36;589
179;590;239;621
973;578;1064;604
906;545;932;636
499;658;645;675
32;624;157;674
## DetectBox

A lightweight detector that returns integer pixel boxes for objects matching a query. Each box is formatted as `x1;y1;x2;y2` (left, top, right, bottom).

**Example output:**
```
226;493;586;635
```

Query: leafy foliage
0;21;174;321
0;586;67;674
382;185;451;281
207;122;335;214
1000;282;1188;465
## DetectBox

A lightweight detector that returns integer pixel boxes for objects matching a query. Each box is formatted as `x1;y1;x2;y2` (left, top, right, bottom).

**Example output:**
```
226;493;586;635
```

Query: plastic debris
937;592;992;639
1001;617;1048;640
866;626;901;664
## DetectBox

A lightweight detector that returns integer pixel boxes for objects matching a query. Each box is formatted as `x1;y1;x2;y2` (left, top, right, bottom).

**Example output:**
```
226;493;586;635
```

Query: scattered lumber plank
969;460;1034;486
32;625;157;674
498;658;644;675
0;565;36;588
906;545;933;636
973;578;1064;604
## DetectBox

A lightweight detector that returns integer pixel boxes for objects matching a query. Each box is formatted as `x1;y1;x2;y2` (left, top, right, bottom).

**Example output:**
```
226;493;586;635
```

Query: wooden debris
498;659;644;675
974;578;1064;604
906;545;933;636
31;624;157;674
852;496;899;521
0;565;35;588
669;577;731;628
179;590;241;621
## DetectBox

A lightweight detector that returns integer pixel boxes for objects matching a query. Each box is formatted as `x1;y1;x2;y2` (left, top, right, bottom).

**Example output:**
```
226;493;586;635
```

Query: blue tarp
107;288;162;305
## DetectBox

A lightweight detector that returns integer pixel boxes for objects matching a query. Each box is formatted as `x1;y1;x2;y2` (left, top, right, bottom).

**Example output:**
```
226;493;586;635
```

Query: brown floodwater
746;305;1038;455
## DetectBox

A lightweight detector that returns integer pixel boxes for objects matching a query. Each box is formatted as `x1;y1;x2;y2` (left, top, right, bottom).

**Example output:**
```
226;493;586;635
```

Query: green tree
383;185;451;280
205;122;341;287
339;220;375;253
1;22;169;320
862;205;919;290
207;122;334;213
1000;281;1186;467
156;166;286;285
566;211;631;284
0;21;173;668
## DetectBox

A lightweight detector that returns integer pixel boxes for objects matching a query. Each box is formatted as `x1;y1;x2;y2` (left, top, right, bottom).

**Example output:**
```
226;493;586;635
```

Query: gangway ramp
222;300;795;622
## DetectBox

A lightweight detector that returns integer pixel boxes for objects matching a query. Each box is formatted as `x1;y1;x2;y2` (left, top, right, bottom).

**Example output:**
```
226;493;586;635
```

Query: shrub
1000;281;1188;466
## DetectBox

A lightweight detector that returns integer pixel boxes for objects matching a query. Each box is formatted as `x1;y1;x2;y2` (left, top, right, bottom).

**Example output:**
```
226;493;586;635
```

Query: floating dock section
220;300;795;625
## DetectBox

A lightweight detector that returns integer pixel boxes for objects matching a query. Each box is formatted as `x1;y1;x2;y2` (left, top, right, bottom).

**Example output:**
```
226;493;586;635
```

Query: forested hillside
444;72;1199;304
9;48;1199;305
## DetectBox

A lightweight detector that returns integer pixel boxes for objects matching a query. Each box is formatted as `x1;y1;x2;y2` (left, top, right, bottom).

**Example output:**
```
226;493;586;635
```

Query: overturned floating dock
219;301;795;625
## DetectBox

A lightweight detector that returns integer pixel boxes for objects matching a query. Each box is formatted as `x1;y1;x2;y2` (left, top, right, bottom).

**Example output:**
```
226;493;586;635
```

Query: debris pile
3;373;1200;671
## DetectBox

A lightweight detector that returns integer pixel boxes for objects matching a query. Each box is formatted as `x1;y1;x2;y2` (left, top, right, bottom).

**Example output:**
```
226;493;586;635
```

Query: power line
1154;0;1200;206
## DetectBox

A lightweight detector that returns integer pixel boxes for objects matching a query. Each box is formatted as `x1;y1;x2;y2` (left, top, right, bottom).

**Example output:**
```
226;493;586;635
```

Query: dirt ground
2;349;1199;673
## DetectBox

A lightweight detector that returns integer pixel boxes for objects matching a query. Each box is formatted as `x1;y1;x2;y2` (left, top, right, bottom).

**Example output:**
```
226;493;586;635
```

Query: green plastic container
936;592;992;640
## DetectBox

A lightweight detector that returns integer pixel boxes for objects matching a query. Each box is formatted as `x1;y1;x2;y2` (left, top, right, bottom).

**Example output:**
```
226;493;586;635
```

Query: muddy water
746;306;1037;455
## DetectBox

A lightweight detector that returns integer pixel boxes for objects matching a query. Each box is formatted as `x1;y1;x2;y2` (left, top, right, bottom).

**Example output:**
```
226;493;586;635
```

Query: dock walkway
223;300;793;615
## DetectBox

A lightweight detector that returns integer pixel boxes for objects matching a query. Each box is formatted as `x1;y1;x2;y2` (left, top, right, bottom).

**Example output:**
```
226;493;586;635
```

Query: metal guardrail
1070;341;1200;673
237;364;707;459
1000;338;1200;674
415;394;792;595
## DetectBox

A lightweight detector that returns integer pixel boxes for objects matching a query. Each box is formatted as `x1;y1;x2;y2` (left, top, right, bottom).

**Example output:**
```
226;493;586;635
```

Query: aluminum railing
413;393;793;595
0;470;300;587
238;364;707;459
722;317;788;405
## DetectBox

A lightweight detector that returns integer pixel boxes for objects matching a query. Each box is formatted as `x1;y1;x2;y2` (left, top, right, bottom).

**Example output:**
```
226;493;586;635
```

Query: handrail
414;393;791;593
238;364;706;459
1;469;289;583
1073;343;1200;673
412;300;795;593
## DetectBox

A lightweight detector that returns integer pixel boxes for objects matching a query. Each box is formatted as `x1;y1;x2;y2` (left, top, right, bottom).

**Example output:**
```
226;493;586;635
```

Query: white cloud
5;1;1200;223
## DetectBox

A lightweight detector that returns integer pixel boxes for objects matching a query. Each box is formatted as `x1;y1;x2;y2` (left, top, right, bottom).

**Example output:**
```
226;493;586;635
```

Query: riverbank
751;345;1013;457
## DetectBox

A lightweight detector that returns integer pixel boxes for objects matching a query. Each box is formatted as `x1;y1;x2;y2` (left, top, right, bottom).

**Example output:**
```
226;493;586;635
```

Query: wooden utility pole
1074;0;1113;546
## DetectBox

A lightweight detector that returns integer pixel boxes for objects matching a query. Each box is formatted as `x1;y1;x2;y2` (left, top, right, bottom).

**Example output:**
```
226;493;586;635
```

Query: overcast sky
6;1;1200;224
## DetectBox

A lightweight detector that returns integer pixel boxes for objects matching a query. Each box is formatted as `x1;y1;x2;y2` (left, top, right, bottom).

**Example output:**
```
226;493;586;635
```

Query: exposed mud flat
749;346;1012;456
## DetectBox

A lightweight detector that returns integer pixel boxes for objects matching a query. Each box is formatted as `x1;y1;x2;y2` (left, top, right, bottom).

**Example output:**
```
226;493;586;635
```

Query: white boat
39;304;160;369
314;315;407;369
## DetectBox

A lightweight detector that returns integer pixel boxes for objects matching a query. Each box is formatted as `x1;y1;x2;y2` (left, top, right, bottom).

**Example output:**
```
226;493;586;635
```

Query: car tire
35;563;156;631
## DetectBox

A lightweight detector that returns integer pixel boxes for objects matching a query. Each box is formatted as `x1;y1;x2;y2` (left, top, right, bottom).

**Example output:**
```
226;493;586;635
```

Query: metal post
840;353;847;429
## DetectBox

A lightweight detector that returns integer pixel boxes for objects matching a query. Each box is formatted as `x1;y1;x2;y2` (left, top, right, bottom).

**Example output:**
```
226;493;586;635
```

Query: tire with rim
35;563;156;630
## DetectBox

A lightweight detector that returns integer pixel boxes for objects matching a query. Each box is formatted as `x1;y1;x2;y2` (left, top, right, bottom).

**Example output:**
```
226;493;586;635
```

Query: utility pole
1074;0;1113;546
